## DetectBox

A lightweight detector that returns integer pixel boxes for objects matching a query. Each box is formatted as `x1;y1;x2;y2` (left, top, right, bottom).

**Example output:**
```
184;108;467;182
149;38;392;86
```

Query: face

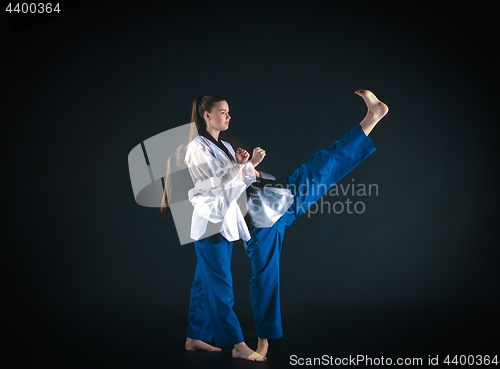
204;100;231;132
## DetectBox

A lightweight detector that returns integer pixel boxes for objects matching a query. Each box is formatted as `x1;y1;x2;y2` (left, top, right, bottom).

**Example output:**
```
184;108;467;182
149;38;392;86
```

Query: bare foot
185;337;222;352
355;89;389;120
256;337;269;357
233;342;267;362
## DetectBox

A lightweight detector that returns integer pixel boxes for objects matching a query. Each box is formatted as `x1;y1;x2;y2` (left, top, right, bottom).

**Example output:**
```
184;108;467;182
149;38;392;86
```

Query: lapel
198;130;235;162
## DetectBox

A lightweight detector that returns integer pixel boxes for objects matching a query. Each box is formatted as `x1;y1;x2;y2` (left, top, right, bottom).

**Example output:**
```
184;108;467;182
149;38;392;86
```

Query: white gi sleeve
257;171;276;180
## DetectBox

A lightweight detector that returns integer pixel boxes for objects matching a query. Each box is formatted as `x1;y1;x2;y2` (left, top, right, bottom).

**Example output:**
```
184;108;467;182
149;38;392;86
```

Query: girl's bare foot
256;337;269;357
355;89;389;120
355;89;389;135
185;337;222;352
233;342;267;362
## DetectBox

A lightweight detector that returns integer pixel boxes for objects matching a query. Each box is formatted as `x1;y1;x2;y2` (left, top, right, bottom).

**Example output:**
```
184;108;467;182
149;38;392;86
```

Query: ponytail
191;94;225;133
159;94;226;217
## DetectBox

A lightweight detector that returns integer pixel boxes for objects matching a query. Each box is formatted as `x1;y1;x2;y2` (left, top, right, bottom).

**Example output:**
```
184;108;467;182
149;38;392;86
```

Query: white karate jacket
184;134;293;242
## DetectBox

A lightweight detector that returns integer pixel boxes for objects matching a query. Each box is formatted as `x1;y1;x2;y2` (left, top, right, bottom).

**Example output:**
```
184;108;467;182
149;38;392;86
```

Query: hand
235;148;250;164
251;147;266;167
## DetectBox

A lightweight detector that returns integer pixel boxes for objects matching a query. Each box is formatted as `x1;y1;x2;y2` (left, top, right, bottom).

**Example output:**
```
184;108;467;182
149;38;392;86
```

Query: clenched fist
251;147;266;167
235;148;250;164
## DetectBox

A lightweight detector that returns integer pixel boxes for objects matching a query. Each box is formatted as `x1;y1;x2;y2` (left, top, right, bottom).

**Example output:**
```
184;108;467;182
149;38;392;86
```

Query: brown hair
191;95;226;133
159;95;226;217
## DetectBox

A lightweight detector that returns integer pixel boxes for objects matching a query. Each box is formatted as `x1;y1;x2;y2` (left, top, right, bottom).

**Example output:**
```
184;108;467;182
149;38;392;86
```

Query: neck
205;127;220;142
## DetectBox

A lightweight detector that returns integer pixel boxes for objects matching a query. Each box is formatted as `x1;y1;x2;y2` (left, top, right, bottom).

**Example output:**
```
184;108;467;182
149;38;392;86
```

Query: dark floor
7;302;499;368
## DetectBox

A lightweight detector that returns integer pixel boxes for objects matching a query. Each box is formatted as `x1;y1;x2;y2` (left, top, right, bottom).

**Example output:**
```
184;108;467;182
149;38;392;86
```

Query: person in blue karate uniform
165;91;388;362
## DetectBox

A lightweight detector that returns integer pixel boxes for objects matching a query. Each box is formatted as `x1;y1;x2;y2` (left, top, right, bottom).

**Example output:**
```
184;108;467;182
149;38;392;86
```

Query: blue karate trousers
187;124;376;347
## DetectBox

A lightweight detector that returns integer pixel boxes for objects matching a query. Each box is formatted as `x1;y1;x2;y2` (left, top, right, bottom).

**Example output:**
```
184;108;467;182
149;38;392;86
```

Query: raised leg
283;124;377;228
243;90;388;358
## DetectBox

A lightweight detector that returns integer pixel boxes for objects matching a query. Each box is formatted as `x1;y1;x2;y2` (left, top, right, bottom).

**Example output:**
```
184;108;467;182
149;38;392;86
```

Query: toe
248;352;266;361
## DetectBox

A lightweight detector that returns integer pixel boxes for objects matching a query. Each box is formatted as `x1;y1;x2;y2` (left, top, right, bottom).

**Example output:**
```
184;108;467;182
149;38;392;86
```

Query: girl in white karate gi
160;91;388;362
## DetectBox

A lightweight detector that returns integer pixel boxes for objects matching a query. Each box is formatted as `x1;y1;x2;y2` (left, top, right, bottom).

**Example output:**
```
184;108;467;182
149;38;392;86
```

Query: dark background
2;0;499;367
